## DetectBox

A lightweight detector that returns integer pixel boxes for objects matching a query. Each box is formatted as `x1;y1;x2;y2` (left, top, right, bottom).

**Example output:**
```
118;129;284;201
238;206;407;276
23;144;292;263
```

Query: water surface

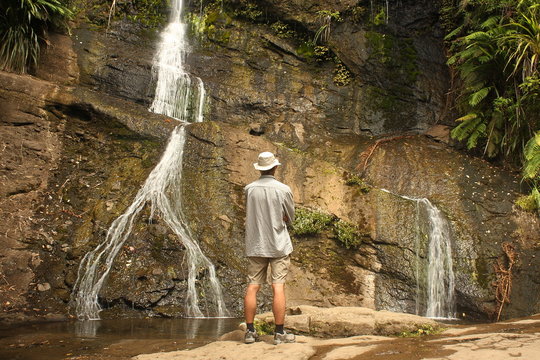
0;317;240;360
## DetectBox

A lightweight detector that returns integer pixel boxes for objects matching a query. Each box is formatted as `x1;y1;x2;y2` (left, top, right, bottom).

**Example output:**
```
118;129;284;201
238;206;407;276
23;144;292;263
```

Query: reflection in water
75;320;101;338
0;318;240;360
185;318;201;340
70;318;237;340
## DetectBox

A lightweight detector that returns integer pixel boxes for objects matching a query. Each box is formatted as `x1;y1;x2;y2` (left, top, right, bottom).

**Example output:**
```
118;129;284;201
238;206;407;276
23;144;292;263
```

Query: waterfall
72;0;227;320
418;199;456;319
382;189;456;319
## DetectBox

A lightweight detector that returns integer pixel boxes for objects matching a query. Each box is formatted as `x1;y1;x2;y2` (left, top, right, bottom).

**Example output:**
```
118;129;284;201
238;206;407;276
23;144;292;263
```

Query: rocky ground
132;307;540;360
1;307;539;360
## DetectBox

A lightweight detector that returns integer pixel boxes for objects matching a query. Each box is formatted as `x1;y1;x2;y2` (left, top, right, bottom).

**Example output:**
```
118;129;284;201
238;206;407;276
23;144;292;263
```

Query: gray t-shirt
244;175;295;257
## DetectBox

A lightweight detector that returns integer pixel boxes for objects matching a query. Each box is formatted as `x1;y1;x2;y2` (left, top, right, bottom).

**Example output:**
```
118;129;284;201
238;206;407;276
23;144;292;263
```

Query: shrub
0;0;73;73
291;208;334;236
292;207;366;249
333;219;363;249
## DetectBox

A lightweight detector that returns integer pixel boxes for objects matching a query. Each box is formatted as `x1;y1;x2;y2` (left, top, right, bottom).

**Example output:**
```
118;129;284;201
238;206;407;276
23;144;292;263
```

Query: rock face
0;0;539;323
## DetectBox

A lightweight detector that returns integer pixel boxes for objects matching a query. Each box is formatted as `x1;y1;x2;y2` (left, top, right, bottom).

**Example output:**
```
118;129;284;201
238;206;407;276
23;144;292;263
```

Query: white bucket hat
254;151;281;171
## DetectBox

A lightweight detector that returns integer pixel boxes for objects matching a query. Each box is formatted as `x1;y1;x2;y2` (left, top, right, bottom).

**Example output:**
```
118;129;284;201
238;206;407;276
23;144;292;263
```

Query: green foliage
397;324;444;337
270;21;295;39
373;7;386;26
125;0;168;28
312;10;342;45
232;1;262;21
316;10;342;23
186;3;232;44
291;208;334;236
0;0;73;73
349;5;367;24
314;45;332;62
523;132;540;179
333;62;353;86
292;208;366;250
345;175;370;193
254;319;273;335
515;189;539;212
446;0;540;204
333;220;362;249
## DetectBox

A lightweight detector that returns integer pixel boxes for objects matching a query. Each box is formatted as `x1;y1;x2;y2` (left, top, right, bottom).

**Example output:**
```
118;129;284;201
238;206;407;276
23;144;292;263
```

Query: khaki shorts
247;256;291;284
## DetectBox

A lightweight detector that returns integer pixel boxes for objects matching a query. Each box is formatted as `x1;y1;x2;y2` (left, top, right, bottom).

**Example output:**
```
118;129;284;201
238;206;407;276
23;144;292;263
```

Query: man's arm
282;190;295;225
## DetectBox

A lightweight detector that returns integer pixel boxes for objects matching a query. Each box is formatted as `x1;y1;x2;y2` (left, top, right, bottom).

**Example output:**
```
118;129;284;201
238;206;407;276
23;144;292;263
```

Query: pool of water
0;318;241;360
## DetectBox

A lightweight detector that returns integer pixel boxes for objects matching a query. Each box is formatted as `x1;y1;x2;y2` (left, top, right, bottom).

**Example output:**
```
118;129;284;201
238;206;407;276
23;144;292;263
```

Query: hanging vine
492;242;517;321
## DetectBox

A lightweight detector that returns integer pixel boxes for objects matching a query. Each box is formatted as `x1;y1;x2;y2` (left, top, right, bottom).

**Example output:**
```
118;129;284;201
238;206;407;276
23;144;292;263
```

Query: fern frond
455;113;478;122
451;116;483;141
469;87;492;106
467;122;487;149
523;132;540;178
444;25;464;41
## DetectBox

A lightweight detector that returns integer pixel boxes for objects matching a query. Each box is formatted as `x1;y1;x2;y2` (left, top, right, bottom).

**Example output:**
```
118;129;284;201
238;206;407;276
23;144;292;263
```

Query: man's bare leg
272;283;286;326
244;284;261;324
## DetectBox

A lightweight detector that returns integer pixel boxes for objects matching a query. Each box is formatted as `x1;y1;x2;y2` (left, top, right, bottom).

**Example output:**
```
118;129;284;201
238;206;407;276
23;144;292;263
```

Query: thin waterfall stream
382;189;456;319
72;0;228;320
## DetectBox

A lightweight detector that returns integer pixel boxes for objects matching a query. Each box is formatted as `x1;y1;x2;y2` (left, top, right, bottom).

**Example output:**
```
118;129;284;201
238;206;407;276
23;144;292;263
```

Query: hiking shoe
244;330;259;344
273;331;295;345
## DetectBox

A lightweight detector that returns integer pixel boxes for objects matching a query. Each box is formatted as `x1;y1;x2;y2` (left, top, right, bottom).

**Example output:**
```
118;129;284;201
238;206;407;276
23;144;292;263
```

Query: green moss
365;31;419;84
186;6;232;45
474;257;491;289
397;324;444;337
345;174;371;193
515;193;539;212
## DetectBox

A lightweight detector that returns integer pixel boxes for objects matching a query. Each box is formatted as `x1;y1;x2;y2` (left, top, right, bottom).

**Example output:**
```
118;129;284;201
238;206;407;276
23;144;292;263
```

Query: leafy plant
270;21;296;39
333;220;362;249
233;1;262;21
312;10;342;45
445;0;540;205
291;208;334;236
333;62;353;86
0;0;73;73
292;208;366;249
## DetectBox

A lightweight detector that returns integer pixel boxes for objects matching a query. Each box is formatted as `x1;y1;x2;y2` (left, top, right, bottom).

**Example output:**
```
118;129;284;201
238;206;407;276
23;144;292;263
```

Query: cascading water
382;189;456;319
72;0;228;320
417;199;455;319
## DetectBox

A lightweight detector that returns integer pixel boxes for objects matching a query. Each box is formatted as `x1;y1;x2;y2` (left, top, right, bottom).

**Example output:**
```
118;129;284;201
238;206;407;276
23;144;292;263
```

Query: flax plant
0;0;72;73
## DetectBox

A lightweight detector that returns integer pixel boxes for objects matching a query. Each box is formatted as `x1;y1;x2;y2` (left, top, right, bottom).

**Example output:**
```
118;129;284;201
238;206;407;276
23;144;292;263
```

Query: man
243;151;295;345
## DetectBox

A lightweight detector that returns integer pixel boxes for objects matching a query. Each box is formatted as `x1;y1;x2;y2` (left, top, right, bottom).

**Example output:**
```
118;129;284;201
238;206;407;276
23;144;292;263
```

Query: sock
247;323;255;332
275;324;284;334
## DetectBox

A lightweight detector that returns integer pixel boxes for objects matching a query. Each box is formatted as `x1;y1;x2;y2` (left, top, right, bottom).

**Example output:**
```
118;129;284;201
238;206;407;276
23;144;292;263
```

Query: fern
451;116;482;141
467;122;487;149
523;132;540;179
469;87;492;106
